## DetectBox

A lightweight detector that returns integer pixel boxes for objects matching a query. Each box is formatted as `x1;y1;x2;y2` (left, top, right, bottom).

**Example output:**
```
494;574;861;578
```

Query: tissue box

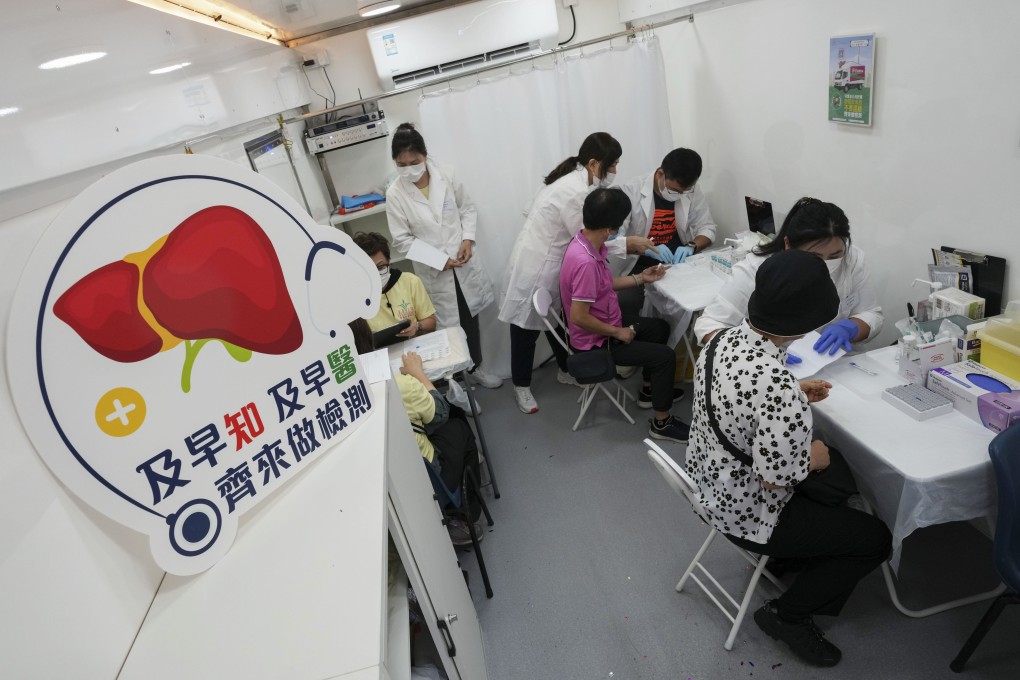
927;360;1020;428
931;288;985;320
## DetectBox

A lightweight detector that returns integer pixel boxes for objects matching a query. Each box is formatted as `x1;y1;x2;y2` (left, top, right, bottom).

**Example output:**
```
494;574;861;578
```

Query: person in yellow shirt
348;318;481;545
354;232;437;339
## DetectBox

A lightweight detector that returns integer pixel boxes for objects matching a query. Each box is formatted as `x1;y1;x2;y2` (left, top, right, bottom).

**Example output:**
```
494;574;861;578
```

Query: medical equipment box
931;287;985;320
976;392;1020;433
898;336;953;387
927;360;1020;430
977;316;1020;381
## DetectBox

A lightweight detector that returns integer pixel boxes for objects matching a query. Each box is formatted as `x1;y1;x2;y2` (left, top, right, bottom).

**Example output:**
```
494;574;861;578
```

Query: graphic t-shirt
648;191;678;247
369;271;437;332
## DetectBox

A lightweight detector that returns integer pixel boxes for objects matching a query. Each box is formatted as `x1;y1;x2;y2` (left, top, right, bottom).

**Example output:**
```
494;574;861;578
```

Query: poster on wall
828;34;875;126
6;154;381;575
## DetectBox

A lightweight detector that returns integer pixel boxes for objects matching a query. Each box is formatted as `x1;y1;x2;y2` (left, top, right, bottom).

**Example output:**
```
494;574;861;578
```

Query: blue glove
671;245;694;264
813;319;858;355
785;351;803;365
643;244;673;263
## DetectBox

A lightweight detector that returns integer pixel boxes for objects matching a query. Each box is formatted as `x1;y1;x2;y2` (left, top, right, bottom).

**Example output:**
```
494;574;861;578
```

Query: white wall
657;0;1020;345
5;0;1020;672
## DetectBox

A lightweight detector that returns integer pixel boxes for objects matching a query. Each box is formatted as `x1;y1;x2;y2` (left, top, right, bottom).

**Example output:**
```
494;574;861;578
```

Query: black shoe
647;415;690;444
754;600;842;667
636;386;685;409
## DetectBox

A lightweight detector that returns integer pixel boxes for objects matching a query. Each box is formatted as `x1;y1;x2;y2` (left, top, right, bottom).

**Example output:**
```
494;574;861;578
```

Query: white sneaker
514;386;538;414
469;368;503;389
447;381;480;416
557;369;581;387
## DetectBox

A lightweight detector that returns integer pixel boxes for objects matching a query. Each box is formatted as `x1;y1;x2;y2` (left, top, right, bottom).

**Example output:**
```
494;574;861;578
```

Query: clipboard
938;246;1007;315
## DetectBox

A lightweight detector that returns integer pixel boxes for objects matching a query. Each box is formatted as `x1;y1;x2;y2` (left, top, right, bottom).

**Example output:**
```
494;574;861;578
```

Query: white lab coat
386;159;495;329
693;244;885;344
613;173;719;275
498;165;627;330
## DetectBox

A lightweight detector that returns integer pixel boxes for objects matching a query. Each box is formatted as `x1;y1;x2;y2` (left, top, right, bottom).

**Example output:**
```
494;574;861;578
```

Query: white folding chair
644;438;784;650
532;288;634;431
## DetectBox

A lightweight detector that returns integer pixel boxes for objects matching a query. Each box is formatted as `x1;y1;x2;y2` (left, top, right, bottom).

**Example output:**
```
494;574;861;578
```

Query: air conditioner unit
366;0;560;91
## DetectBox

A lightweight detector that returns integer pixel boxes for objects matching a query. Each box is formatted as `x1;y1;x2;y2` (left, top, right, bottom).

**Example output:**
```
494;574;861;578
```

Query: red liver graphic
143;206;302;354
54;206;303;392
53;260;163;363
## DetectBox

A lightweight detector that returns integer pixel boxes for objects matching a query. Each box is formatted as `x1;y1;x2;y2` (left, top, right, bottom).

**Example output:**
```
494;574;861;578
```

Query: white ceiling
0;0;445;118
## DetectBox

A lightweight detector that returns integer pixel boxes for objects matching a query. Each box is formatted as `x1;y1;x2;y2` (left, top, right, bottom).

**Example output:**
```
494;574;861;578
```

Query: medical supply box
898;336;954;387
977;315;1020;381
927;360;1020;431
931;287;985;320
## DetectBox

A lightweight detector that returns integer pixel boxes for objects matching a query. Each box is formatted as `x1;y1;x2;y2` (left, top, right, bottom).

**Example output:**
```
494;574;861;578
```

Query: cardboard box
931;287;985;320
927;360;1020;429
977;392;1020;433
955;321;984;363
898;337;954;387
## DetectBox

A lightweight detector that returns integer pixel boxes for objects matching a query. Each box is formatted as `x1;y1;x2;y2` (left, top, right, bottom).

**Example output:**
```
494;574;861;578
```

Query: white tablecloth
811;346;996;571
644;262;728;347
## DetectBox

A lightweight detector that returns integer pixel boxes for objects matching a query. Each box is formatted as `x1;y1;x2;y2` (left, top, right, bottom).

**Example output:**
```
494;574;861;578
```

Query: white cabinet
121;382;485;679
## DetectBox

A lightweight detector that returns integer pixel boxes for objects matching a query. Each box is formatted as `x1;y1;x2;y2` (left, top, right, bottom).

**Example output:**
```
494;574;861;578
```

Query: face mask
825;257;843;276
398;163;426;182
607;232;618;241
378;266;390;285
598;172;617;188
658;176;685;202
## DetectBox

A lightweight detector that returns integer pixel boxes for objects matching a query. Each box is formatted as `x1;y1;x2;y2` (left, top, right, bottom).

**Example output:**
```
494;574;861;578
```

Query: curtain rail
282;12;693;126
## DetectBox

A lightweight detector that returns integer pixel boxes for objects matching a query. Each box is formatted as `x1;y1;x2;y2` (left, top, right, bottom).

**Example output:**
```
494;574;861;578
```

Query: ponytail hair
391;122;428;160
544;132;622;185
755;197;851;256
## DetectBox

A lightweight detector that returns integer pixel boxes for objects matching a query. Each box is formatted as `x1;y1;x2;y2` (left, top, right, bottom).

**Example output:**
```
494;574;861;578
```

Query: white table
644;260;727;374
811;346;1003;617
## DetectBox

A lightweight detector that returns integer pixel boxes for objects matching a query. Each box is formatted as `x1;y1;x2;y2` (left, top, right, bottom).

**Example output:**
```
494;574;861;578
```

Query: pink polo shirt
560;232;622;351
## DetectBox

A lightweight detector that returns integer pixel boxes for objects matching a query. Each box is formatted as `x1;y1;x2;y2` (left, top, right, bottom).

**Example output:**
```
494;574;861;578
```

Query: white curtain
420;37;673;378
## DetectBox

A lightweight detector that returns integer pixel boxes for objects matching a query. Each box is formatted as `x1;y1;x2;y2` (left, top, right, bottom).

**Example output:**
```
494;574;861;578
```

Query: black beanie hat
747;249;840;336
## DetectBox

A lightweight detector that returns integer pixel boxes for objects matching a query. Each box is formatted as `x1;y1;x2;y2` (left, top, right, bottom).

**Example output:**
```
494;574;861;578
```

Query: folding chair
644;438;784;650
532;288;635;431
423;459;494;599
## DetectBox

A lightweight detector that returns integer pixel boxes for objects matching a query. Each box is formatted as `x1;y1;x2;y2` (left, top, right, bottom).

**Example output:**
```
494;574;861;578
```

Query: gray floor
456;363;1020;680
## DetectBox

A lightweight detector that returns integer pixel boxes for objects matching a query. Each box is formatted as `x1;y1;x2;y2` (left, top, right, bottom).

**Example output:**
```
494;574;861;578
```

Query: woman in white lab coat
693;197;884;358
385;123;502;389
499;132;649;414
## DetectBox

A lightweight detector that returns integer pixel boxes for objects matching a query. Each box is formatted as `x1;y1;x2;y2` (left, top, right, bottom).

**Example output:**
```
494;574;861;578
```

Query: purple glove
813;319;858;355
785;351;803;365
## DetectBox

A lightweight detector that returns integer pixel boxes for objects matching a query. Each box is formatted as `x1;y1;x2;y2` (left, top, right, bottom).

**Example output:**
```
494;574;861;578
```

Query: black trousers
453;271;482;368
509;323;569;387
605;315;675;412
429;409;482;522
727;494;892;619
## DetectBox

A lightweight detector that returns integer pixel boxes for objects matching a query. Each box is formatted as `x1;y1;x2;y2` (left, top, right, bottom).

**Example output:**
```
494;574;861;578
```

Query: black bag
703;330;858;507
566;348;616;385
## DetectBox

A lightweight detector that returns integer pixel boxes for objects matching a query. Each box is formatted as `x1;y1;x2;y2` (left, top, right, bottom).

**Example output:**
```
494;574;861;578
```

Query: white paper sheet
406;239;450;271
788;331;847;380
360;348;392;384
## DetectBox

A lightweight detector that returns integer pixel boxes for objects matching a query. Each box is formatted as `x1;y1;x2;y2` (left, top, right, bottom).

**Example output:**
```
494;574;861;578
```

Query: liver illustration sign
6;154;382;574
54;206;302;392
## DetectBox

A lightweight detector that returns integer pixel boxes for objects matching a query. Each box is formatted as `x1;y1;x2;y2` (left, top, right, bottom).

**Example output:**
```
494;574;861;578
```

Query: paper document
406;239;450;271
389;332;453;376
360;348;392;384
787;331;847;380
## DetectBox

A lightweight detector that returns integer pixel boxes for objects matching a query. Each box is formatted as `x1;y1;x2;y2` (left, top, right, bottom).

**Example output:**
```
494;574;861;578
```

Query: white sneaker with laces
557;369;582;387
514;386;538;414
469;368;503;389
